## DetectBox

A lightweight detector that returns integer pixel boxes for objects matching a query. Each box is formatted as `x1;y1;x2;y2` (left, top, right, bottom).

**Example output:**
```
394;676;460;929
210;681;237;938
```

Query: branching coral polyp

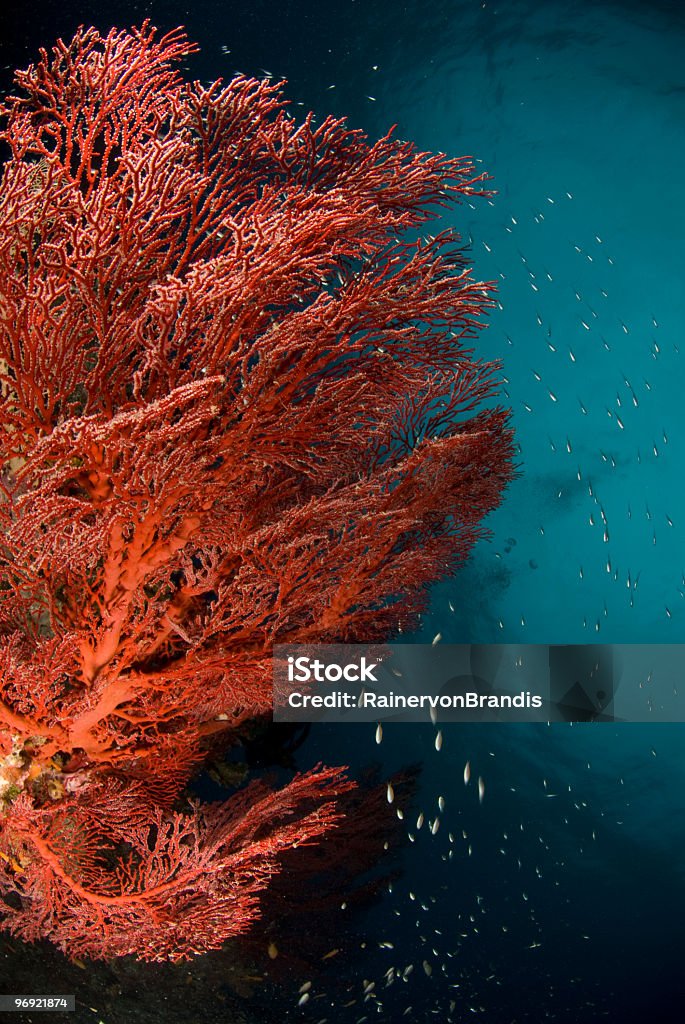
0;22;514;959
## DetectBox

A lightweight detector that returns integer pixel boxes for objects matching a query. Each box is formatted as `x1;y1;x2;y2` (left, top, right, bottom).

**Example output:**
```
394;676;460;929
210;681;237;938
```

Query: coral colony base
0;23;513;960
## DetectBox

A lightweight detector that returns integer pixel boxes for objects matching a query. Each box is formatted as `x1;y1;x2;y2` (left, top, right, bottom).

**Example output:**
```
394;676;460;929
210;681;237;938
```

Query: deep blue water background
1;1;684;1022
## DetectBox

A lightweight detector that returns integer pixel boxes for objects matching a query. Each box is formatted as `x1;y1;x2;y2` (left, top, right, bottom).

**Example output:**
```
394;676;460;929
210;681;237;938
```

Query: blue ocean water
0;1;683;1021
284;2;685;1020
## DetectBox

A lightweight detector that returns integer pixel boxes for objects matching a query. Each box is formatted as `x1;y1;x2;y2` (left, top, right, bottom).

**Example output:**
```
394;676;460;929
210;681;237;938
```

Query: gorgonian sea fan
0;23;514;959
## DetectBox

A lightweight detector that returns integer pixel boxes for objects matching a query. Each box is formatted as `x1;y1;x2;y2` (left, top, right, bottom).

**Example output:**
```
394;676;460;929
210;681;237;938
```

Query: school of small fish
280;171;676;1022
206;32;680;1024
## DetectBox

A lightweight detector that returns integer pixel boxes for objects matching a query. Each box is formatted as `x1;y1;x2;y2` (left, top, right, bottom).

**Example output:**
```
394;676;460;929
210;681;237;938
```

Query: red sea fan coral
0;22;514;959
1;768;354;961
